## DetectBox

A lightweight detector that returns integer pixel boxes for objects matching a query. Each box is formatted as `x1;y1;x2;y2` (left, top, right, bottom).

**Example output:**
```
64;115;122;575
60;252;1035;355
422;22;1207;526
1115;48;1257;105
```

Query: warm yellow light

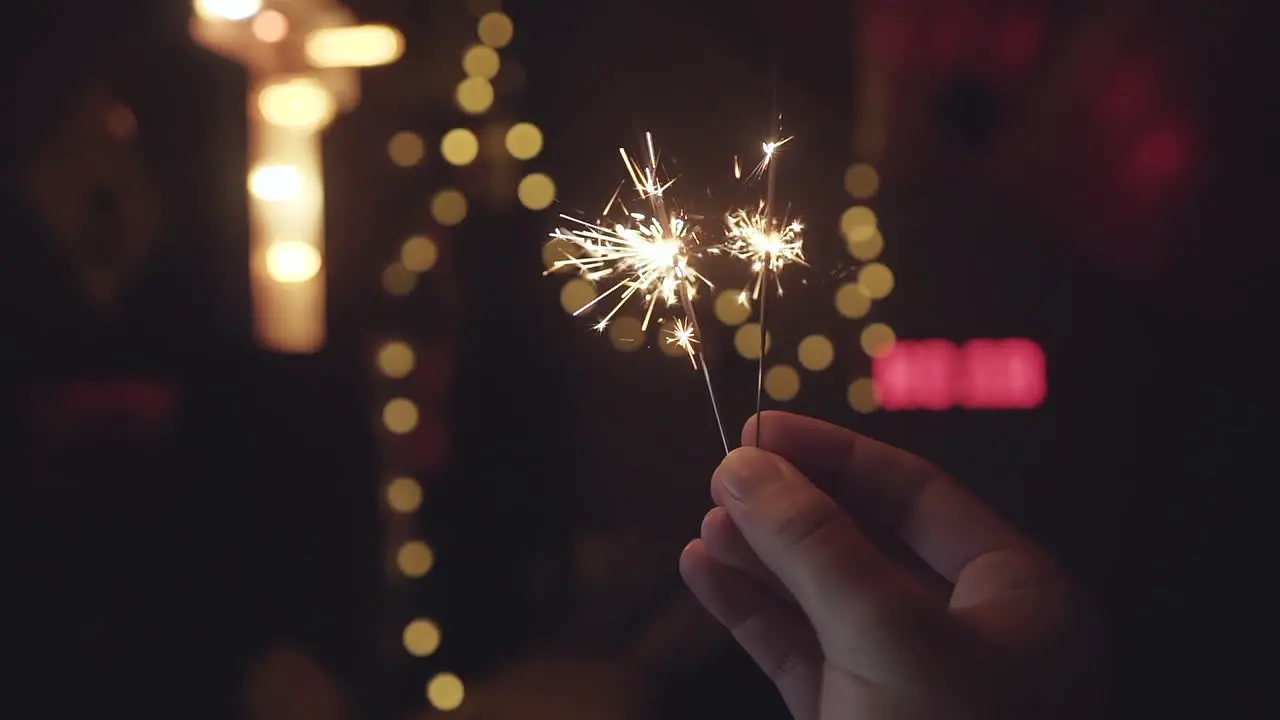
860;323;896;358
607;316;644;352
382;262;418;296
542;238;581;270
194;0;262;22
848;230;884;261
401;235;439;272
797;335;835;371
305;25;404;68
734;323;772;360
714;290;751;326
462;45;501;79
477;12;514;48
377;341;416;379
559;279;596;315
397;541;434;577
388;131;425;167
427;673;465;711
847;378;879;413
403;619;441;657
264;241;322;284
455;77;495;115
440;129;479;166
857;262;895;300
430;189;468;226
517;173;556;210
383;398;420;434
251;9;288;43
386;476;423;512
257;78;336;131
834;282;871;319
764;365;801;402
840;205;877;243
504;122;543;160
248;164;304;202
844;163;880;199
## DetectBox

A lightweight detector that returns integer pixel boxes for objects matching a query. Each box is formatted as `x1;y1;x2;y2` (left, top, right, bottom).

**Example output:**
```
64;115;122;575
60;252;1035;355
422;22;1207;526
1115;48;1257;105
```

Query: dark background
1;0;1275;718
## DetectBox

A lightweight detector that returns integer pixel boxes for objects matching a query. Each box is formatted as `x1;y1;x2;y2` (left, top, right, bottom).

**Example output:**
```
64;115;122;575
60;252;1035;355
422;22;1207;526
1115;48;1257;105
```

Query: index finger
743;411;1032;584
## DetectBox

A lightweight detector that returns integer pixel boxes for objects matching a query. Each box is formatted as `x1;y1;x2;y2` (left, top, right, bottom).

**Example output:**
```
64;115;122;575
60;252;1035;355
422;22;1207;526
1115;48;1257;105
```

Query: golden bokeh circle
860;322;897;358
505;122;544;160
440;128;479;166
386;476;423;513
834;282;871;319
377;341;415;378
847;378;879;414
848;230;884;261
608;316;645;352
714;290;751;326
397;540;435;577
401;235;439;273
559;278;596;315
797;335;835;371
402;619;441;657
844;163;880;199
517;173;556;210
382;398;420;434
462;44;501;79
430;189;468;226
734;323;773;360
840;205;878;243
426;672;466;711
382;262;418;296
477;12;514;48
542;238;580;269
388;131;425;167
857;262;895;300
456;77;495;115
764;365;802;402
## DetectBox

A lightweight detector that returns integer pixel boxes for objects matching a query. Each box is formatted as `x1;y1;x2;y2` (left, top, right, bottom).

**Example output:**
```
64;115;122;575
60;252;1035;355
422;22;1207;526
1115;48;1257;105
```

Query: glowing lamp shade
305;25;404;68
194;0;262;22
873;339;1046;411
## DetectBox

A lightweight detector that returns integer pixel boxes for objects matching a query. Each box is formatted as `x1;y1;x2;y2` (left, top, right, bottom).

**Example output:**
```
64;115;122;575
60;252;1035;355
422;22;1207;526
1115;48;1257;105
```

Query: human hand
680;412;1106;720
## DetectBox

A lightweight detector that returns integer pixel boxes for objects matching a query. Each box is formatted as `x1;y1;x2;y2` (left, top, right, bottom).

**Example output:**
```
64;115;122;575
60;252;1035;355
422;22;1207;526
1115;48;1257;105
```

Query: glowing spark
733;156;741;180
724;205;806;300
546;133;711;331
665;317;698;368
745;136;792;182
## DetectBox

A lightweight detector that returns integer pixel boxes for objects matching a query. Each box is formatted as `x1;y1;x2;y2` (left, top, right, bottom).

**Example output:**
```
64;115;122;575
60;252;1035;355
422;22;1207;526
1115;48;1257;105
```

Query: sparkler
726;131;805;446
547;133;730;454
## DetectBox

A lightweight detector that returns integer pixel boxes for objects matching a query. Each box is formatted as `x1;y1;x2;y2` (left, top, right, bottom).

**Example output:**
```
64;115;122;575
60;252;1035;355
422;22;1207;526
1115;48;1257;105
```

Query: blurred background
0;0;1274;718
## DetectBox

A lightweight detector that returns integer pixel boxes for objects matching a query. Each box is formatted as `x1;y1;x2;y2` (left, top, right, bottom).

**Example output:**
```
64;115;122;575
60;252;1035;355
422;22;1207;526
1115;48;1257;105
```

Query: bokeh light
401;235;439;273
377;341;416;379
714;290;751;326
847;230;884;261
505;122;543;160
834;282;871;319
462;44;501;79
764;365;801;402
734;323;773;360
248;164;302;202
517;173;556;210
195;0;262;22
844;163;880;199
430;189;468;226
386;476;423;513
477;12;514;48
427;673;465;711
559;279;596;315
840;205;877;243
250;10;288;43
455;77;495;115
797;335;835;371
440;128;479;166
382;262;418;296
264;241;321;284
847;378;879;414
383;398;420;434
860;323;897;358
397;540;434;577
388;131;425;167
403;619;441;657
607;316;644;352
857;263;895;300
542;238;581;269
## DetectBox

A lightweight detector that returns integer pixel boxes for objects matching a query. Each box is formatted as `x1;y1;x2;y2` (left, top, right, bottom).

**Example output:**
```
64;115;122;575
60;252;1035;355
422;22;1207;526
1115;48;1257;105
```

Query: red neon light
873;339;1047;411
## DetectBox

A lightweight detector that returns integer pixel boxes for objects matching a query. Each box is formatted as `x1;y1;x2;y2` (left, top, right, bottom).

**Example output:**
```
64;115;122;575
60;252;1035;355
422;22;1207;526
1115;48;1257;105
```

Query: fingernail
716;447;781;501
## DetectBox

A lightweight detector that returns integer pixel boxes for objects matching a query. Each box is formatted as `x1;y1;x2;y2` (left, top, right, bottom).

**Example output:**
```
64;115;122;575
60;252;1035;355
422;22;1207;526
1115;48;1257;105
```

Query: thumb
712;447;925;656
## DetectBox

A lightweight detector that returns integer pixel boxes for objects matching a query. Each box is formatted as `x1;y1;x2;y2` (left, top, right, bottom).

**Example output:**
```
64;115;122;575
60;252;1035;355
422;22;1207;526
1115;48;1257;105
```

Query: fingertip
740;410;803;449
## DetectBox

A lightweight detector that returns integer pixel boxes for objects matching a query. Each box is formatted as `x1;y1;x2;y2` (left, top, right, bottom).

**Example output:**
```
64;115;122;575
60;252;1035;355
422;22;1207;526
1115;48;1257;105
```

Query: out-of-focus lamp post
191;0;403;353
